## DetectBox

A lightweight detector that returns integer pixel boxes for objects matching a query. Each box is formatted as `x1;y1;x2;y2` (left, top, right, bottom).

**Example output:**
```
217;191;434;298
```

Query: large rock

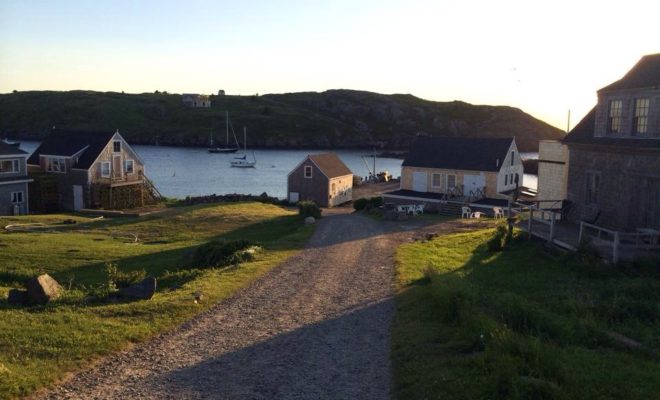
304;216;316;224
119;277;157;300
7;289;28;305
25;274;62;305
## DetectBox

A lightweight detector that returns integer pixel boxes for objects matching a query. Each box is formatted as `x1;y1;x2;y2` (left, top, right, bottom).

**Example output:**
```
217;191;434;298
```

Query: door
112;155;123;179
412;172;427;192
463;174;486;197
289;192;300;203
73;185;84;211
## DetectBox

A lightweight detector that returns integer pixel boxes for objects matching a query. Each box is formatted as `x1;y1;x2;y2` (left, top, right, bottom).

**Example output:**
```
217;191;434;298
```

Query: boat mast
226;111;229;146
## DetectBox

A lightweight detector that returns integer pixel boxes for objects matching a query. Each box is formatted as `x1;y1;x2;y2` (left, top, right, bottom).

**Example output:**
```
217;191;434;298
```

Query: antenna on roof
566;109;571;133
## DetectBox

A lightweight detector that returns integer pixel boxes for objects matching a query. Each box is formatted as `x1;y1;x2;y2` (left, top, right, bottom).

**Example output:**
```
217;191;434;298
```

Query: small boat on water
231;128;256;168
208;112;240;154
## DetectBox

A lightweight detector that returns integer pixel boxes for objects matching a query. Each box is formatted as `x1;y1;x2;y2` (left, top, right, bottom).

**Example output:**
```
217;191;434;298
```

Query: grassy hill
0;90;564;152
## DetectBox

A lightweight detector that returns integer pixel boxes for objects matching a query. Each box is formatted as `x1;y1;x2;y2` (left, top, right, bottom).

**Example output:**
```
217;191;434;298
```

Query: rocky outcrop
118;277;157;300
25;274;62;305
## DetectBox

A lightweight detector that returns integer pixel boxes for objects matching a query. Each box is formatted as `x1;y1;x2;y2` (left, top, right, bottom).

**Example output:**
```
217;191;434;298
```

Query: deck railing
579;222;660;263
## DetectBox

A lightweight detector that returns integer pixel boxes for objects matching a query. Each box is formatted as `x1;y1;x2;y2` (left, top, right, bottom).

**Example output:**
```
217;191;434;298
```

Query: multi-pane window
113;141;121;153
633;98;649;135
47;157;66;173
607;100;622;134
11;191;23;203
0;159;19;173
505;175;508;185
446;174;456;189
304;166;312;178
101;162;111;177
585;172;600;204
511;151;515;166
432;173;442;187
124;159;134;174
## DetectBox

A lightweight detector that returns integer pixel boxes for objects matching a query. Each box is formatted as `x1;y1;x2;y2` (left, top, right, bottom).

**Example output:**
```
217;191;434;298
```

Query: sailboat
230;128;256;168
208;111;240;153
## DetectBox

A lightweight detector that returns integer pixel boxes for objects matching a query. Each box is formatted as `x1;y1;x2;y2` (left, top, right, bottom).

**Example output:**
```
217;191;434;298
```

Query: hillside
0;90;564;152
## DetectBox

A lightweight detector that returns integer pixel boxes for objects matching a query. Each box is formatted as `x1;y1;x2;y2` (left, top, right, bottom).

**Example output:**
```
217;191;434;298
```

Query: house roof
402;136;514;172
563;108;660;149
0;141;27;156
598;53;660;92
308;153;353;178
27;130;117;169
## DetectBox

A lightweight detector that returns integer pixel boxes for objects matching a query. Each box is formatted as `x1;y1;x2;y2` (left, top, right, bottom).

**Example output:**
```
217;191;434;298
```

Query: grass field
0;202;313;399
393;227;660;400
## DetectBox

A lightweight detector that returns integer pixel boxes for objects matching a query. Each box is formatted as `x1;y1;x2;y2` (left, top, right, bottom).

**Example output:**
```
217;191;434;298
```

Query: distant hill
0;90;564;152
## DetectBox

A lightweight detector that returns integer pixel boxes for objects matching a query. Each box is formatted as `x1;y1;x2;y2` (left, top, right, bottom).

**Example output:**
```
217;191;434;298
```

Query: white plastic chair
493;207;504;219
471;211;483;219
461;206;471;218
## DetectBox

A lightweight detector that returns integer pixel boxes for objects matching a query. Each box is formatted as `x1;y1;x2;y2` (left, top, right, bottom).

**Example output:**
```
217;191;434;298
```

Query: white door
412;172;428;192
73;185;84;211
463;174;486;196
289;192;299;203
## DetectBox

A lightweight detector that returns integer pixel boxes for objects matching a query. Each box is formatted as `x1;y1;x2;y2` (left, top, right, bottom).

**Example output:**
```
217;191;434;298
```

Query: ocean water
17;141;538;199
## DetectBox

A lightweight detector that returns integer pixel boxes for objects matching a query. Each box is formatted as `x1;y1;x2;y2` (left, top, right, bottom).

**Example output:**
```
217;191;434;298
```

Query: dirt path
39;210;486;400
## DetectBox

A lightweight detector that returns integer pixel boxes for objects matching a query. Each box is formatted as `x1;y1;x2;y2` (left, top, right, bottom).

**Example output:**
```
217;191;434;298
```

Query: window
331;182;336;194
585;172;600;205
0;159;19;173
505;174;508;185
11;191;23;203
101;162;111;178
124;159;134;174
304;165;312;178
113;141;121;153
607;100;622;134
633;98;649;135
446;174;456;189
46;157;66;173
432;173;443;187
511;151;515;166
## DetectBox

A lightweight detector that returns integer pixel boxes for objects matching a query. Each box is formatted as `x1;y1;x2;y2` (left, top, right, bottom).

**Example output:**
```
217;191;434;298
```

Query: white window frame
47;157;66;173
608;100;622;134
101;161;111;178
124;159;134;175
0;159;19;174
633;98;649;135
11;191;24;203
431;173;443;188
112;140;121;153
304;165;312;179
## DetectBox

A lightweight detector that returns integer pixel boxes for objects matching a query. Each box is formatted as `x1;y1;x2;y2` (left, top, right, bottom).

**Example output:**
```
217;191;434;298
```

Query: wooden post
549;212;555;243
528;206;533;240
613;231;620;264
578;222;584;244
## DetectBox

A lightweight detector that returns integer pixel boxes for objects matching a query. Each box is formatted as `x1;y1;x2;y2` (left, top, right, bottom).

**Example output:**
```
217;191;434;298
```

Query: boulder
7;289;28;305
304;216;316;224
25;274;62;305
119;277;157;300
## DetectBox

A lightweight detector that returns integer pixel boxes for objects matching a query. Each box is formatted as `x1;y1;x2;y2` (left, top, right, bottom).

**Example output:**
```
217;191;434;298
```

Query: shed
287;153;353;207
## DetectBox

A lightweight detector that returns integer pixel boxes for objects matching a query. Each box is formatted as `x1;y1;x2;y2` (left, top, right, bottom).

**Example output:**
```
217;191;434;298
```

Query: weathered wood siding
91;134;145;185
287;159;330;207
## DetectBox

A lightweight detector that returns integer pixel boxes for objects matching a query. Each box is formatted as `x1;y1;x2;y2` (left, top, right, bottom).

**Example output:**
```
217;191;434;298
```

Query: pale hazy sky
1;0;658;129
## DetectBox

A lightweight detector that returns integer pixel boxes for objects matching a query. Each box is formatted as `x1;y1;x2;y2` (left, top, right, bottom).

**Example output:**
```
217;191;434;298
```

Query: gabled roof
27;130;117;169
0;141;27;156
598;53;660;92
307;153;352;178
402;136;514;172
563;108;660;149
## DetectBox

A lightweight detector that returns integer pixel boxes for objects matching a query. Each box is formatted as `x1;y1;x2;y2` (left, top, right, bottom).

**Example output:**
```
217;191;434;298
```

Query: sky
1;0;658;130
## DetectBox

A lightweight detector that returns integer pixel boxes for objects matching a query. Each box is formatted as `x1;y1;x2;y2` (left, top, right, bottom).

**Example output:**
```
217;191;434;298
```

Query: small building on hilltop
287;153;353;207
0;141;32;215
27;130;159;211
383;136;523;211
562;53;660;231
182;94;211;108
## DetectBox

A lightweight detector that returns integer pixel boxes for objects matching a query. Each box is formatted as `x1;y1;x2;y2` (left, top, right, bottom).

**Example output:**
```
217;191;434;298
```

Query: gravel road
38;209;484;400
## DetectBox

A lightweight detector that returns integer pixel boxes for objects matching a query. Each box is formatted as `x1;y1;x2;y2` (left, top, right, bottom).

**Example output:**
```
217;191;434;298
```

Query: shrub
353;198;369;211
106;262;146;289
353;196;383;211
487;225;508;252
192;239;259;268
298;201;321;219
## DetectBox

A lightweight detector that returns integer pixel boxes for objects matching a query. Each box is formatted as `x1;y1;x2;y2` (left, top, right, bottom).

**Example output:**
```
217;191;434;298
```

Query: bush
106;263;146;289
298;201;321;219
353;198;369;211
353;196;383;211
192;239;259;268
487;225;508;252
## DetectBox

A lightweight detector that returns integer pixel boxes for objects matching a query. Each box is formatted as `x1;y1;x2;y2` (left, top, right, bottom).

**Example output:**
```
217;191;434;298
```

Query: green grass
0;202;314;399
393;227;660;400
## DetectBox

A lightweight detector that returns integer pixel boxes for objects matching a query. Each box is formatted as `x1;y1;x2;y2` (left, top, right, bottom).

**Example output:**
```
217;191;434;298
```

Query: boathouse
287;153;353;207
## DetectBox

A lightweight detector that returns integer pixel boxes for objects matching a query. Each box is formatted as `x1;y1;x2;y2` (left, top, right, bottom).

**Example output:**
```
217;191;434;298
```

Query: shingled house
383;136;523;210
27;130;158;211
287;153;353;207
562;53;660;231
0;141;32;215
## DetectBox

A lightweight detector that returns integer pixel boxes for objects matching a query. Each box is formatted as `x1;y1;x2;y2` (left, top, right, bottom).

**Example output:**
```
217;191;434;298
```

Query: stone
425;232;438;241
304;216;316;224
119;277;157;300
193;291;204;303
7;289;28;305
25;274;62;305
